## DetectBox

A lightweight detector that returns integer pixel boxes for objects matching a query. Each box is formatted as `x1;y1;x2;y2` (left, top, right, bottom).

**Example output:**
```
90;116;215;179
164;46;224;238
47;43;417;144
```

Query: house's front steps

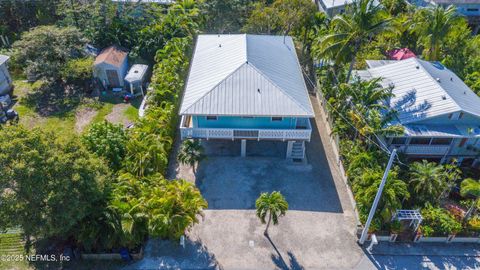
287;141;306;160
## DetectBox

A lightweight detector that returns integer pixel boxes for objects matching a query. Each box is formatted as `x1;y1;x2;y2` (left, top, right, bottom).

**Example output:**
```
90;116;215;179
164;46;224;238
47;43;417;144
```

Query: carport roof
180;34;314;117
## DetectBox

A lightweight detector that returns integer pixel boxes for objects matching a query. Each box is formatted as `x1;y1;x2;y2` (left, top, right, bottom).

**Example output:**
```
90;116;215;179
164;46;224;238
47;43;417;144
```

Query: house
94;46;128;89
179;34;314;159
0;55;12;95
314;0;353;17
124;64;148;96
357;58;480;167
409;0;480;30
314;0;379;17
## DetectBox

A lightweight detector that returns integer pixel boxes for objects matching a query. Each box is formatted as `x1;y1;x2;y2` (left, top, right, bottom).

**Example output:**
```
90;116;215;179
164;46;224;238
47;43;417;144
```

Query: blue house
179;34;314;159
358;58;480;167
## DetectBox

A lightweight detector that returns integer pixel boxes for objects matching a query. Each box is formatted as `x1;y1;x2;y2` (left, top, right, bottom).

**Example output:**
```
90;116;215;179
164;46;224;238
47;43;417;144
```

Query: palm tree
411;5;460;61
177;139;206;173
318;0;391;82
460;178;480;220
256;191;289;236
409;160;447;205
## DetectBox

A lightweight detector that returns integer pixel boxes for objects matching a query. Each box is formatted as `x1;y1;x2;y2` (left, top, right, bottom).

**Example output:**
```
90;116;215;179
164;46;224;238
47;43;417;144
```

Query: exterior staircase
290;141;305;159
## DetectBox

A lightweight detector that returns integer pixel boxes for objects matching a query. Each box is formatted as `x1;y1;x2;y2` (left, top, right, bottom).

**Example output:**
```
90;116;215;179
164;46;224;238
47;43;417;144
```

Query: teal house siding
193;116;299;129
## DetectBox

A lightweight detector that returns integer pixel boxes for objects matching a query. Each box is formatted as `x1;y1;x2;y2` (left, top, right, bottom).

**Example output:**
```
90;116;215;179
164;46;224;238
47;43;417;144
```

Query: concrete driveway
173;98;366;269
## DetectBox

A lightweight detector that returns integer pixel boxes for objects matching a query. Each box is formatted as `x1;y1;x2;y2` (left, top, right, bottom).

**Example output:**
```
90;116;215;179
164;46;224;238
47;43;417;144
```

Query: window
459;112;464;119
409;137;431;145
241;116;254;119
391;137;407;145
206;116;217;121
431;138;452;145
467;8;479;11
271;117;283;122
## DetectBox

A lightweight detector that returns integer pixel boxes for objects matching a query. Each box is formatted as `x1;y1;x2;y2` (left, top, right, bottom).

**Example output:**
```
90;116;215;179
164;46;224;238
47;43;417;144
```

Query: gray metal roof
180;34;314;117
359;58;480;124
401;124;480;138
125;64;148;83
0;55;9;66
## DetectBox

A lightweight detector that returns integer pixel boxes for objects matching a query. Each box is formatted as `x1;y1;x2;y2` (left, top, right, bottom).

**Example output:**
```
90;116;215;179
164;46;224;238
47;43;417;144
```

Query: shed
0;55;12;95
94;46;128;88
124;64;148;96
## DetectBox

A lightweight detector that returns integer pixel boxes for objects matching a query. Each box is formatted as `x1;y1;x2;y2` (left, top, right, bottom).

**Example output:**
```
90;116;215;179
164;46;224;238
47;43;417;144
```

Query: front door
106;69;120;87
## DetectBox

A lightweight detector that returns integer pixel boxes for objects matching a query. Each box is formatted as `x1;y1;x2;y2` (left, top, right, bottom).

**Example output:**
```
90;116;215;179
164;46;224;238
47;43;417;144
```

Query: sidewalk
369;242;480;257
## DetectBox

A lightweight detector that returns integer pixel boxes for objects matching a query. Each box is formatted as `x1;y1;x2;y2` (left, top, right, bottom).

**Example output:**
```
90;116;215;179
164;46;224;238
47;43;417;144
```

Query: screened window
206;116;218;121
271;117;283;122
391;137;407;145
431;138;453;145
409;137;431;145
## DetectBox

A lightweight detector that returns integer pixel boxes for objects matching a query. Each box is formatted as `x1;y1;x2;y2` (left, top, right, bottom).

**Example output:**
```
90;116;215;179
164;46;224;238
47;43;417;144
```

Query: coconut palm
409;160;447;205
411;5;460;61
177;139;206;173
318;0;391;82
460;178;480;220
256;191;289;236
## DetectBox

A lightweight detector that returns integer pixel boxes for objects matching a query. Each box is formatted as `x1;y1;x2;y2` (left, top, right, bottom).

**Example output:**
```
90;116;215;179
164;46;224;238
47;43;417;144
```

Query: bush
468;216;480;232
421;205;462;236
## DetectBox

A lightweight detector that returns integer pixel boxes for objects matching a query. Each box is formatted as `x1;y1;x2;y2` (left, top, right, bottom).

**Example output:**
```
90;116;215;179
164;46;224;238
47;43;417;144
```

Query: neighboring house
94;46;128;88
357;58;480;167
314;0;353;16
314;0;379;17
409;0;480;30
0;55;12;96
179;34;314;159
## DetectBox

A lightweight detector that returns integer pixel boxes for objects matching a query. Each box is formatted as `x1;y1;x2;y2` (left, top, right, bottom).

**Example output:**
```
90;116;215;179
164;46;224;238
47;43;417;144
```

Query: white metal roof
125;64;148;83
180;34;314;117
360;58;480;124
321;0;354;9
0;55;9;66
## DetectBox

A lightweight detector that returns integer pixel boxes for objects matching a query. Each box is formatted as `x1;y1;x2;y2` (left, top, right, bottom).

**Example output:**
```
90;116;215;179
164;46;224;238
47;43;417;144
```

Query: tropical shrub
178;139;206;173
467;216;480;232
83;121;128;170
421;204;462;236
256;191;289;235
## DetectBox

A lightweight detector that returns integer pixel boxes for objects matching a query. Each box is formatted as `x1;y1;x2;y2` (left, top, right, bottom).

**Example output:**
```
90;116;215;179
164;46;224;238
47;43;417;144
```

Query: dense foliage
0;126;111;242
83;121;128;170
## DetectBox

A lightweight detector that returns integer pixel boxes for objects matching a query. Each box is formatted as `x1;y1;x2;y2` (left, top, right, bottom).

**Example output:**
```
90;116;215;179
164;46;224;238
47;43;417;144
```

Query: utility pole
359;149;397;245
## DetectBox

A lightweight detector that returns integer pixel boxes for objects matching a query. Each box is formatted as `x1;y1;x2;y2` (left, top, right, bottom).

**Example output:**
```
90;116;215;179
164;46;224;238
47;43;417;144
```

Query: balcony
390;145;450;156
180;116;312;141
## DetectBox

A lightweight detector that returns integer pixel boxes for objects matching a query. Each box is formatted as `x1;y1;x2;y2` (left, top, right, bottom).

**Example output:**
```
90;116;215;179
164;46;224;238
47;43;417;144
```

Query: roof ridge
247;62;312;115
180;62;248;114
416;58;462;112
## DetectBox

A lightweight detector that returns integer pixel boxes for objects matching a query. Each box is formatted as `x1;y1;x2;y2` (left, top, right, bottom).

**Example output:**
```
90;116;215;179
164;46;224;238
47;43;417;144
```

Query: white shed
0;55;12;95
125;64;148;96
94;46;128;89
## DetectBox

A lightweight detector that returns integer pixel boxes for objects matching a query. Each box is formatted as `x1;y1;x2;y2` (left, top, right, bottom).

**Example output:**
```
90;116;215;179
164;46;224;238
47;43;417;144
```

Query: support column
286;141;294;159
241;139;247;157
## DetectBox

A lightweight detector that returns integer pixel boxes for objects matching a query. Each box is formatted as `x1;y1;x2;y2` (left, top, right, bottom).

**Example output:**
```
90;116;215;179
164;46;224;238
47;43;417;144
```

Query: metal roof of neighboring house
94;46;128;67
125;64;148;83
365;60;398;69
358;57;480;124
321;0;354;9
401;124;480;137
180;34;314;117
0;55;9;65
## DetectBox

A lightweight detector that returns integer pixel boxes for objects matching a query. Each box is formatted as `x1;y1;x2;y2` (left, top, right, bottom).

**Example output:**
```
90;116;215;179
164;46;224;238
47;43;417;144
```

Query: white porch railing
180;116;311;141
391;145;450;155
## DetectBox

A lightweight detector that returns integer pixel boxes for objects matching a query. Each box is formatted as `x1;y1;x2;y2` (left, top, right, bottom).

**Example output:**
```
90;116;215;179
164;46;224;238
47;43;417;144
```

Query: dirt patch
75;107;98;133
105;103;133;127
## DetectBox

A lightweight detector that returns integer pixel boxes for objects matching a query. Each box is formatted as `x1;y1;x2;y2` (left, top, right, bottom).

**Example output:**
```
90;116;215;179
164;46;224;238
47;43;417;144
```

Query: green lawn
11;79;140;139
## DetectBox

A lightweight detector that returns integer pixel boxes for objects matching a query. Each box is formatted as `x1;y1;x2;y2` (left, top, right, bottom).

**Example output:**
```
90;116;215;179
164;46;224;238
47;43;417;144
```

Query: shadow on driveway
194;119;343;213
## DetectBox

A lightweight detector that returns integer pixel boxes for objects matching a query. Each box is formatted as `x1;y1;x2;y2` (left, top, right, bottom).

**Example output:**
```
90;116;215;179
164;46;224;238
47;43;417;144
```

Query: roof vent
219;44;222;48
415;65;419;69
134;70;138;73
450;77;453;81
436;77;441;82
257;88;261;93
441;95;447;100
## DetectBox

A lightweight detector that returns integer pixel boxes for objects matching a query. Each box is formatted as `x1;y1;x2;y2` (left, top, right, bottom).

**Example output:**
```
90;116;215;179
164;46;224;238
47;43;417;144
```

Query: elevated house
357;58;480;167
314;0;353;16
0;55;12;96
94;46;128;89
179;34;314;159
